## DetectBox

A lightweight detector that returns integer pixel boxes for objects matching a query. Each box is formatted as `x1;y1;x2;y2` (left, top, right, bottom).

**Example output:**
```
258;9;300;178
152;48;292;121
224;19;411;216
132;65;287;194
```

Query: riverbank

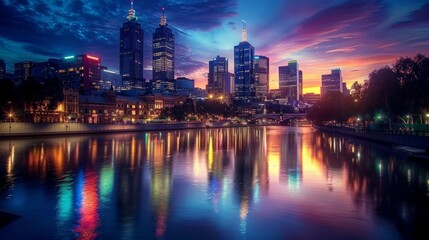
313;125;429;151
0;121;243;139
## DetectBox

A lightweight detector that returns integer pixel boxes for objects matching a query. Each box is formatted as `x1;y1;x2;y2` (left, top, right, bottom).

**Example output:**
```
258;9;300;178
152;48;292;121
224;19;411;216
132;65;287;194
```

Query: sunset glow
1;1;428;93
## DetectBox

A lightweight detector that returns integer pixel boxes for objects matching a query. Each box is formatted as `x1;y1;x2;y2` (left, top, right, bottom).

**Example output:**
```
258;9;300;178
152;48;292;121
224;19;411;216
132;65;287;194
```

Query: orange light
87;55;99;61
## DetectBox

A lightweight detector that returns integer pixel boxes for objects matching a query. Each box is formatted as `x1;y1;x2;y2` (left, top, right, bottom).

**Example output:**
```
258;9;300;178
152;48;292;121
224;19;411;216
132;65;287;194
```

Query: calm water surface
0;126;428;239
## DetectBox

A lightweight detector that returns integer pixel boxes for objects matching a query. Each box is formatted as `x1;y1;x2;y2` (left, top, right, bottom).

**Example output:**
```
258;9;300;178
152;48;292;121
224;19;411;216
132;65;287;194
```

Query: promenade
0;121;233;139
314;125;429;151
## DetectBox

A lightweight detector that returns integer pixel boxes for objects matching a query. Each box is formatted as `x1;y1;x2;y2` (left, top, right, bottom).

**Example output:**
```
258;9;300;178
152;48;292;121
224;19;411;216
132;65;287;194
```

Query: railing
323;123;429;137
314;124;429;149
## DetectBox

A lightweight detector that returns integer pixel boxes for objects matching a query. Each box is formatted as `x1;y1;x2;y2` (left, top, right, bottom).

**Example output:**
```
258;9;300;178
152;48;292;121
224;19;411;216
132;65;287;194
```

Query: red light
87;55;99;61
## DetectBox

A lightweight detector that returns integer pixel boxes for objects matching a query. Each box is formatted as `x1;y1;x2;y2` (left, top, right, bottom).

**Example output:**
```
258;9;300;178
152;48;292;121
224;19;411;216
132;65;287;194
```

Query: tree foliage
308;54;429;126
307;91;353;124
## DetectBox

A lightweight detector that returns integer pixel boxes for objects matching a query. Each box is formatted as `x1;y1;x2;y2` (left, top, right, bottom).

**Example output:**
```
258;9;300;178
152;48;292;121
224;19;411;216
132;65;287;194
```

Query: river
0;126;428;239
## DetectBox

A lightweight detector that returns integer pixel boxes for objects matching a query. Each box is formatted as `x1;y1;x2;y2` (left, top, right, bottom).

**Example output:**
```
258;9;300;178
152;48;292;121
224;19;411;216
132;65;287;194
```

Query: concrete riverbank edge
0;122;242;139
313;125;429;151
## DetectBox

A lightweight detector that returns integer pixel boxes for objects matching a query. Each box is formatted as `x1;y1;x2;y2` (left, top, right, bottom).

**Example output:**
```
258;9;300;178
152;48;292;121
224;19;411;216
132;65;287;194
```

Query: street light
426;113;429;132
8;113;13;133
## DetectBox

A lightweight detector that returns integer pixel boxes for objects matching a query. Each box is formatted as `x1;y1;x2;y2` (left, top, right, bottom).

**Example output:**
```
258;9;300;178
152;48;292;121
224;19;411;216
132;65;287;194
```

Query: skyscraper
299;70;303;101
120;0;143;88
153;8;175;91
234;20;255;102
208;55;228;96
278;60;299;103
321;68;343;97
254;55;269;101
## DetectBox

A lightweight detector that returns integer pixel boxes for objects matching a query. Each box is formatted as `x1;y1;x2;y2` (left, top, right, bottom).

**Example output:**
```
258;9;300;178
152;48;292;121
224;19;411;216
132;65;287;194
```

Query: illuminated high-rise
321;68;343;97
120;0;143;88
254;55;269;101
279;60;299;103
59;54;100;91
153;8;175;91
208;55;229;96
234;20;255;102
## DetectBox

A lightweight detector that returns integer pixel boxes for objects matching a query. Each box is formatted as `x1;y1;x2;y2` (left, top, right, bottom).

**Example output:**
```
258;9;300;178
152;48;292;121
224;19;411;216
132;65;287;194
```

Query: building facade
120;0;144;88
153;8;175;92
100;67;122;90
303;92;321;104
14;61;34;84
254;55;269;101
31;58;60;83
279;60;299;103
207;56;229;96
321;68;343;97
234;21;255;102
58;54;101;92
176;77;195;90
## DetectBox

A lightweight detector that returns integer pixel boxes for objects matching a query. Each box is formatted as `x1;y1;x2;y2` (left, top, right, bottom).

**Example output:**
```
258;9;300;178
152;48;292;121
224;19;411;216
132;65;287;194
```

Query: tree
364;66;401;128
44;78;64;110
307;91;353;125
0;79;19;120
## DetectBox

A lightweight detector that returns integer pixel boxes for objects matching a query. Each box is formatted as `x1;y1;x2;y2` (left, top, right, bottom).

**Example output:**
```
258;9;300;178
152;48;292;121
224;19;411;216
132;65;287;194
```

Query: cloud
175;43;207;77
391;2;429;28
163;0;238;31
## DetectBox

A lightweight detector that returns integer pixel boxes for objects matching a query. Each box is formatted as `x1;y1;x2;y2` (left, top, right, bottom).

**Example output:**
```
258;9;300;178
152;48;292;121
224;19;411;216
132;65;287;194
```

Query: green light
64;56;75;59
100;164;114;203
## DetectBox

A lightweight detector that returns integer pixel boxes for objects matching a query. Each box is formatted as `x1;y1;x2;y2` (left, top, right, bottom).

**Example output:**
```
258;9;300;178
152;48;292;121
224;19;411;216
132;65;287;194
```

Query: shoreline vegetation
308;54;429;138
307;54;429;157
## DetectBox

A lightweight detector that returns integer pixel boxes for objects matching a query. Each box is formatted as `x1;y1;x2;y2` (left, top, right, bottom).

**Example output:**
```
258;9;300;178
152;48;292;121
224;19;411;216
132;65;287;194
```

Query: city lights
86;55;99;61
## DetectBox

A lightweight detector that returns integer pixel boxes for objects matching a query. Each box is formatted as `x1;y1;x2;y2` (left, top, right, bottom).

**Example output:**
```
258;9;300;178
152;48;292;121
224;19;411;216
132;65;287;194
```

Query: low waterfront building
303;93;321;105
116;95;146;123
24;100;65;123
79;92;116;124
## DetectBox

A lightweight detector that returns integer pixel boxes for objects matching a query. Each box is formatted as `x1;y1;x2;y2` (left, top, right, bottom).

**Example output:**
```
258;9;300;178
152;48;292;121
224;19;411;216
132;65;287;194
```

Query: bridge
250;113;307;121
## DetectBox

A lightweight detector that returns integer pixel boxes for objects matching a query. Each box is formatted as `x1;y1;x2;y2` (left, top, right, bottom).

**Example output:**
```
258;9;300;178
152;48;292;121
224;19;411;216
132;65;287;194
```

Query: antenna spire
127;0;138;21
241;20;247;42
160;7;167;26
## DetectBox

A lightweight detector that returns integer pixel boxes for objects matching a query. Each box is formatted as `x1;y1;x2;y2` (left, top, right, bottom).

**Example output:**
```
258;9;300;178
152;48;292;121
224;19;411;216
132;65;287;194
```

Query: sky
1;0;429;93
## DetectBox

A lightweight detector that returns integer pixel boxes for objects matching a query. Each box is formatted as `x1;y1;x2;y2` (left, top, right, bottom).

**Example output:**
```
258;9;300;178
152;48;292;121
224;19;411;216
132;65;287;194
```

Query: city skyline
1;0;429;93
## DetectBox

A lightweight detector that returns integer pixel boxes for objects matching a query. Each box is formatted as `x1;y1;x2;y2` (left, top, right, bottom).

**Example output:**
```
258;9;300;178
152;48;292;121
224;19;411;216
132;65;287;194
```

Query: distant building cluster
0;0;351;123
320;68;350;97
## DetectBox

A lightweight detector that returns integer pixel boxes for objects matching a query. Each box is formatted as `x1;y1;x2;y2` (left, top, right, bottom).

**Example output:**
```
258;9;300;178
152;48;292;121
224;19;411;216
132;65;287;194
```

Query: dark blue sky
1;0;429;92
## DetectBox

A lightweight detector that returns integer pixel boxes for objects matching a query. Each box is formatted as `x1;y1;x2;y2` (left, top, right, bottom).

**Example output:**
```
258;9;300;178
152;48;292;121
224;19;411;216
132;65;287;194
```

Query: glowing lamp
64;56;75;59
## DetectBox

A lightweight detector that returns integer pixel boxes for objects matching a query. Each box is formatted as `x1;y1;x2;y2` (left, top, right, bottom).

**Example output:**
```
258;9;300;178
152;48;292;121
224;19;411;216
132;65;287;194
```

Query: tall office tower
320;68;343;97
14;61;34;84
299;70;303;101
0;59;5;80
207;55;229;96
120;0;143;88
59;54;100;92
278;60;299;103
234;20;255;102
254;55;269;101
153;8;175;91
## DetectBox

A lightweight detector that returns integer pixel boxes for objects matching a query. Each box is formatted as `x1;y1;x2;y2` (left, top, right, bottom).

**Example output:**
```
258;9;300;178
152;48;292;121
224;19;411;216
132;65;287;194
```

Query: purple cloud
391;2;429;28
